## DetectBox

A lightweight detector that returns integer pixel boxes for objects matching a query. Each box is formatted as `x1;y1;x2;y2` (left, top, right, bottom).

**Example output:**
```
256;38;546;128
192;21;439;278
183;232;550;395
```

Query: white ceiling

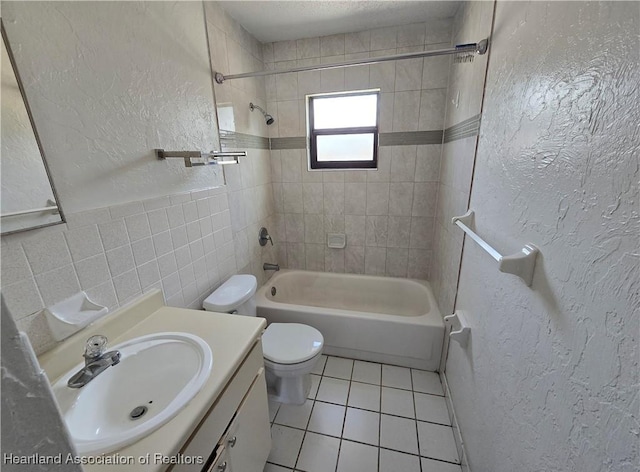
218;1;461;43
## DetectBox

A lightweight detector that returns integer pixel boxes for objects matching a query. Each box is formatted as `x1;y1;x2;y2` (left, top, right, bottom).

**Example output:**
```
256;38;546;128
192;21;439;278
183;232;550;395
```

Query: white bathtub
255;270;444;371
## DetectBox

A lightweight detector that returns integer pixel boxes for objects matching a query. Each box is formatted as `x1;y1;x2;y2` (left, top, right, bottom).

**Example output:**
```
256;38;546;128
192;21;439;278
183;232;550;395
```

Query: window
307;90;380;169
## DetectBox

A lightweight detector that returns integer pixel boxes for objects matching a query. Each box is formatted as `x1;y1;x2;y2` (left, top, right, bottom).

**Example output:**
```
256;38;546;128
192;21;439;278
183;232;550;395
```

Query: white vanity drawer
171;340;267;472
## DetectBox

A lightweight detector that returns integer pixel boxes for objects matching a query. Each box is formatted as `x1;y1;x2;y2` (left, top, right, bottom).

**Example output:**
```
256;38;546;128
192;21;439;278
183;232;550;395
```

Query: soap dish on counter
45;292;109;341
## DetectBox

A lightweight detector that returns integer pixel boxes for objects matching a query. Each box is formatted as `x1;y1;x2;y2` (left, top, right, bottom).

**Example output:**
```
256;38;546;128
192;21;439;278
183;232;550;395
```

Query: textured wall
264;21;452;277
0;2;277;355
1;300;81;471
447;2;639;471
2;2;223;214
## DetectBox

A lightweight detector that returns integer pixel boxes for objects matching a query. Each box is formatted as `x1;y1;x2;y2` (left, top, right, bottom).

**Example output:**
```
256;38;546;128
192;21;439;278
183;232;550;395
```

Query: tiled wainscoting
265;356;461;472
0;187;244;354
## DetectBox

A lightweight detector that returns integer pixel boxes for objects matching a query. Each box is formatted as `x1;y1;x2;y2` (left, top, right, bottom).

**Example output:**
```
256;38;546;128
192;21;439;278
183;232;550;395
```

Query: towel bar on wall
452;210;539;286
155;149;245;167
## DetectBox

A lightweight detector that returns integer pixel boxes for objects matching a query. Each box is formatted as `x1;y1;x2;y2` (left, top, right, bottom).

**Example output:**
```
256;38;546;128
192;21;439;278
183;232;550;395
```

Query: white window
307;90;380;169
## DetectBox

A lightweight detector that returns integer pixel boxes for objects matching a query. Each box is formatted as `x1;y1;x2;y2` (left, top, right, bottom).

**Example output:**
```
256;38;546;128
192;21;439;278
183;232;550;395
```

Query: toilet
203;274;323;405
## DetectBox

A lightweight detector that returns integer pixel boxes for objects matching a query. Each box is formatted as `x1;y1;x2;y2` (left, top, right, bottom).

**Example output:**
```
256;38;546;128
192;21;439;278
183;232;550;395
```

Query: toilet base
266;368;311;405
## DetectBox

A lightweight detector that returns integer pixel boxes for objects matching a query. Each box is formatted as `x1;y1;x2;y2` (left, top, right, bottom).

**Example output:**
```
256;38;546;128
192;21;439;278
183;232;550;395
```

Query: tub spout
263;262;280;271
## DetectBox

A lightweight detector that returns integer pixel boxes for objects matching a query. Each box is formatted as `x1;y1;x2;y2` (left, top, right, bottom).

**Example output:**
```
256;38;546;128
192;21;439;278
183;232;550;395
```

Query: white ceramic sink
52;332;213;455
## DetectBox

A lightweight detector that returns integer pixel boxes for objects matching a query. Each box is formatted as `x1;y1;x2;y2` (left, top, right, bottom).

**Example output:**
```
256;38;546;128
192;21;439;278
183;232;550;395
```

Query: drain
271;286;276;296
129;406;148;420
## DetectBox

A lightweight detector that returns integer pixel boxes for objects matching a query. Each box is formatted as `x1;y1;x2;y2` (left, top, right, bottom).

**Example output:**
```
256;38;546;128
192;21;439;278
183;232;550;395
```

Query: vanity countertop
38;289;266;471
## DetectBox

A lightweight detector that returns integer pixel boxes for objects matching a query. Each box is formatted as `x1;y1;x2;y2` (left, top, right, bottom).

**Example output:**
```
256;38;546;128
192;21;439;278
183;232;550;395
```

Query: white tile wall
1;187;241;354
203;2;280;281
265;21;451;278
430;1;493;319
272;146;439;278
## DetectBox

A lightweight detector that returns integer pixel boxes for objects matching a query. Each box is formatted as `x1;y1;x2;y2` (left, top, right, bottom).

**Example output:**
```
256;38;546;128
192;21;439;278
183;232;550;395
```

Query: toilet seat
262;323;324;365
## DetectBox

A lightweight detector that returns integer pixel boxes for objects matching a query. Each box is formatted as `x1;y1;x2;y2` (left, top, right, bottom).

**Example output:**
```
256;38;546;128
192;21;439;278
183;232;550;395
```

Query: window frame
307;89;380;170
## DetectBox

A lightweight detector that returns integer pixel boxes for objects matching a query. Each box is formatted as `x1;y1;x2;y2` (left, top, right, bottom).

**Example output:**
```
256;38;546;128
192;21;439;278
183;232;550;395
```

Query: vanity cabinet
172;340;271;472
206;446;231;472
221;369;271;471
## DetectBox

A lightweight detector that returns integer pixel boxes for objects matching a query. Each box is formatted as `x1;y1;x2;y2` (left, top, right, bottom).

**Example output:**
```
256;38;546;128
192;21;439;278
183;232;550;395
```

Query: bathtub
255;270;444;371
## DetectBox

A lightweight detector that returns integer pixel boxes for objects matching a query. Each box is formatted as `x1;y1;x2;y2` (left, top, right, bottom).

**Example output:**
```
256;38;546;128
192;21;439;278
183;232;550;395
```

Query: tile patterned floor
264;355;461;472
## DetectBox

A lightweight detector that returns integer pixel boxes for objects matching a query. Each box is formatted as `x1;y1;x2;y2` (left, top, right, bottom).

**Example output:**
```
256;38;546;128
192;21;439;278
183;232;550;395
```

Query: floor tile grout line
331;354;413;367
378;362;383;472
411;367;424;472
272;416;455;442
268;426;462;467
275;398;452;427
323;357;444;394
334;359;355;472
326;373;444;397
266;441;464;470
292;393;318;471
296;361;351;472
268;356;458;471
325;355;437;376
298;353;326;471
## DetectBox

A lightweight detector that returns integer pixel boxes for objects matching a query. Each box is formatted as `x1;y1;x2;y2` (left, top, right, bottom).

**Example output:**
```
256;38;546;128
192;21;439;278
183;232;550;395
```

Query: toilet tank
236;297;257;317
203;275;257;316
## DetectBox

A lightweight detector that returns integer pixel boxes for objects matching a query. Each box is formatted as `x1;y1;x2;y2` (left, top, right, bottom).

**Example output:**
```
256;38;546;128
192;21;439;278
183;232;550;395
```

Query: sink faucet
67;335;121;388
263;262;279;271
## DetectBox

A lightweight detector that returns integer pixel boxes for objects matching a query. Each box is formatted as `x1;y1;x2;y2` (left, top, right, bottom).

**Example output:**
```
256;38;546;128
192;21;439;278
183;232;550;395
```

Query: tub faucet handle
259;227;273;246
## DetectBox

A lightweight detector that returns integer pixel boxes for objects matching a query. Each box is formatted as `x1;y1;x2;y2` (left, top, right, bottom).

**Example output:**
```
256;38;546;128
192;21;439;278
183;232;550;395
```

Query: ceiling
218;1;461;43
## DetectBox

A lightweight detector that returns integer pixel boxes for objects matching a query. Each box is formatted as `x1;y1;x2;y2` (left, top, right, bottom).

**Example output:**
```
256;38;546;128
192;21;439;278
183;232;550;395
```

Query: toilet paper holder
443;311;470;348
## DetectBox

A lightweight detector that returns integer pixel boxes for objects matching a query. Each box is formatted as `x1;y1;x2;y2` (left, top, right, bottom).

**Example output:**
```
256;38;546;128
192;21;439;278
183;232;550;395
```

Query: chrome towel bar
155;149;245;167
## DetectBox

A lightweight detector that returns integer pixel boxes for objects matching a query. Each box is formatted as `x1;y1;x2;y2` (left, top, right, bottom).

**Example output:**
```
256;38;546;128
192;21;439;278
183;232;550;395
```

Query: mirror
1;23;63;234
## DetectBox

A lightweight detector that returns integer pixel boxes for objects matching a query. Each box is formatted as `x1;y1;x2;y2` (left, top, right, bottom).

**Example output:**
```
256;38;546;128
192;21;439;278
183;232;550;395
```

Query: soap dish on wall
327;233;346;249
45;292;109;341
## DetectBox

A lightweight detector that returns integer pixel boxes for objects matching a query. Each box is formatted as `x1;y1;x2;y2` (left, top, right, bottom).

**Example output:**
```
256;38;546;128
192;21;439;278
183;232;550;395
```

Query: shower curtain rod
214;39;488;84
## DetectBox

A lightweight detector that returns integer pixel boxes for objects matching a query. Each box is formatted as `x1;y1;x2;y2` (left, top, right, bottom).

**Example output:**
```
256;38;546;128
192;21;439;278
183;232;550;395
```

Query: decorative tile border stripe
222;126;470;151
379;130;443;146
220;130;270;150
219;118;480;151
443;114;481;143
270;136;307;150
271;130;444;150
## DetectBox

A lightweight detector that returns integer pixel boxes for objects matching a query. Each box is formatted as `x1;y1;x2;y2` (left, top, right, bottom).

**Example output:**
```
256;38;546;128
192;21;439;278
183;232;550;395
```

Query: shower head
249;102;275;126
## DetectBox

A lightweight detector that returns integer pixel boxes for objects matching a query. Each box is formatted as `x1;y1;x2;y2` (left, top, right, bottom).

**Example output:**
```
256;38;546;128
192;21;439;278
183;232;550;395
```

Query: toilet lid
262;323;324;365
202;275;257;312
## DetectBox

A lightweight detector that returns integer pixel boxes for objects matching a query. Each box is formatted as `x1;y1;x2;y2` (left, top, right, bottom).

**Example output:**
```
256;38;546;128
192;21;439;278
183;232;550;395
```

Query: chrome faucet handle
84;335;108;360
258;227;274;246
